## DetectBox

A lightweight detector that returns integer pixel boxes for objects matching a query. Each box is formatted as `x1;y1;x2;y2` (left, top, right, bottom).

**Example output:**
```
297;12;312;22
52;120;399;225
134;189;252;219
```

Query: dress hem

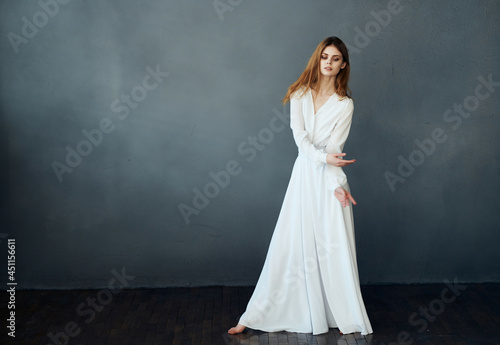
239;323;372;336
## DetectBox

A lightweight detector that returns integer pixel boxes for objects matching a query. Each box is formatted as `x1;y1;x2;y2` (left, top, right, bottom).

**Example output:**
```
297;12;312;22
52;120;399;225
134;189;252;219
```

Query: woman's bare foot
227;323;246;334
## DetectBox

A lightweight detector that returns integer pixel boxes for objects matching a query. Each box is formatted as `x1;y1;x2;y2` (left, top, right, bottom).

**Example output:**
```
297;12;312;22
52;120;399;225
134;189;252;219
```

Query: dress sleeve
290;96;328;166
324;99;354;191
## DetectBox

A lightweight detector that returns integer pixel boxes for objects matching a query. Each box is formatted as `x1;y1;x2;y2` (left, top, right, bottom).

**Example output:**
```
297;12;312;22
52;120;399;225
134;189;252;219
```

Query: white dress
238;88;373;335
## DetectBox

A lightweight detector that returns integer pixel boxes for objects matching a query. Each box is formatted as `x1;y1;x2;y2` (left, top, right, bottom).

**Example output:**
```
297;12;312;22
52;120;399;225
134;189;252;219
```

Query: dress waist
297;145;326;157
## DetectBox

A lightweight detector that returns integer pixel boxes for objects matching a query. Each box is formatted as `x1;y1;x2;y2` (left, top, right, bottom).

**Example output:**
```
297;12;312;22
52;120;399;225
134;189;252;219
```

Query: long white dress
238;88;373;335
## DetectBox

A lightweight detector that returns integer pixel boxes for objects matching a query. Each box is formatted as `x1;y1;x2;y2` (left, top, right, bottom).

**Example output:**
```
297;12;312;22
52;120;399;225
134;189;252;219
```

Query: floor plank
1;284;499;344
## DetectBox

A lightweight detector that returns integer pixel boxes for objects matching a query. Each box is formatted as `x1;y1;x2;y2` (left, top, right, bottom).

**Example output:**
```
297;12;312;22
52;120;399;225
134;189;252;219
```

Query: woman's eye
321;56;327;59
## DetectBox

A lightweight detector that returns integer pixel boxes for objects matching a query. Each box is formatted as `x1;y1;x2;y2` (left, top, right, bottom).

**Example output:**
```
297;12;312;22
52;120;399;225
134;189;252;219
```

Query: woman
228;36;373;336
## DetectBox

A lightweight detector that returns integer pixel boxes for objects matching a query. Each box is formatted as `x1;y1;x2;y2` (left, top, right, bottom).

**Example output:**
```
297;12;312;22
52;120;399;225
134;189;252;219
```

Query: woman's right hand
326;153;356;167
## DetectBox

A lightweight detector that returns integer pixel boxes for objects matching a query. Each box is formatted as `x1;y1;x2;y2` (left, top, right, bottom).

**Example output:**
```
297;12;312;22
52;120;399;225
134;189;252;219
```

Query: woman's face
320;45;346;77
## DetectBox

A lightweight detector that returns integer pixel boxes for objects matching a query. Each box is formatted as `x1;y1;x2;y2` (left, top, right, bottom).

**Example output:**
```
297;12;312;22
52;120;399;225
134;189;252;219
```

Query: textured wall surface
1;0;499;289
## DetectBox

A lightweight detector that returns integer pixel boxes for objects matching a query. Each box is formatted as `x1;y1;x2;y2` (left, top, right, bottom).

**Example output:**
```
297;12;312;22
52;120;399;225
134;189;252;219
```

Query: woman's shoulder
336;95;354;115
338;95;354;108
290;86;309;101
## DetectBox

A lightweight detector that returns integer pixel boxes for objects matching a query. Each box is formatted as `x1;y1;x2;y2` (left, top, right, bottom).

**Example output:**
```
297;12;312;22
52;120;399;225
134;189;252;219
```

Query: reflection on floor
2;283;499;344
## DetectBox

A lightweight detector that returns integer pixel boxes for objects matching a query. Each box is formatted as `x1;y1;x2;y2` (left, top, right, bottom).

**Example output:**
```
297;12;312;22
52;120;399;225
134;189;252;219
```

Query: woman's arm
290;96;329;166
324;99;355;192
325;99;354;157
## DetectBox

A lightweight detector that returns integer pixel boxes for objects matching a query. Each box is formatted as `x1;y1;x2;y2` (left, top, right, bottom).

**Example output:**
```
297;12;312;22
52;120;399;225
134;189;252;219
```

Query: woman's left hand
334;187;357;207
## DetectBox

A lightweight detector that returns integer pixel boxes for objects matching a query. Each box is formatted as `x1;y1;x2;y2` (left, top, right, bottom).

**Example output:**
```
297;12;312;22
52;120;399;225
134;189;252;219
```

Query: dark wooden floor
1;284;499;345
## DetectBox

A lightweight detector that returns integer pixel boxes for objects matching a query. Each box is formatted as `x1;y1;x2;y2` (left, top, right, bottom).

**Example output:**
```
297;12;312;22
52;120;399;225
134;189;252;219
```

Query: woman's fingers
332;153;356;167
327;153;357;167
339;159;356;165
335;188;357;207
335;161;355;167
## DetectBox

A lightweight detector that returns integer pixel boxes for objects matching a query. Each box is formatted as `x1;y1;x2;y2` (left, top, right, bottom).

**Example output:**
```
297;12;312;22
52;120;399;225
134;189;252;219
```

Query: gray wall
1;0;499;289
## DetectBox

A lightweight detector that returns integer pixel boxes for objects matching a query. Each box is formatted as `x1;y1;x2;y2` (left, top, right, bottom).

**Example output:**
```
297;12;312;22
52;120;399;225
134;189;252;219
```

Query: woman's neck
313;76;337;96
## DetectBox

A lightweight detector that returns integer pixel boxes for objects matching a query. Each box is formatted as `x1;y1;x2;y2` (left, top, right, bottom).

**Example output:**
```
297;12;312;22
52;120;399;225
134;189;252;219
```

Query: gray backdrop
1;0;499;289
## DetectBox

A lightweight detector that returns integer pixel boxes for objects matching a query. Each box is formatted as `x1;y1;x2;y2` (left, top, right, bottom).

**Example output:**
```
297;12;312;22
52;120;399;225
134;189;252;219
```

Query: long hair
282;36;351;104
